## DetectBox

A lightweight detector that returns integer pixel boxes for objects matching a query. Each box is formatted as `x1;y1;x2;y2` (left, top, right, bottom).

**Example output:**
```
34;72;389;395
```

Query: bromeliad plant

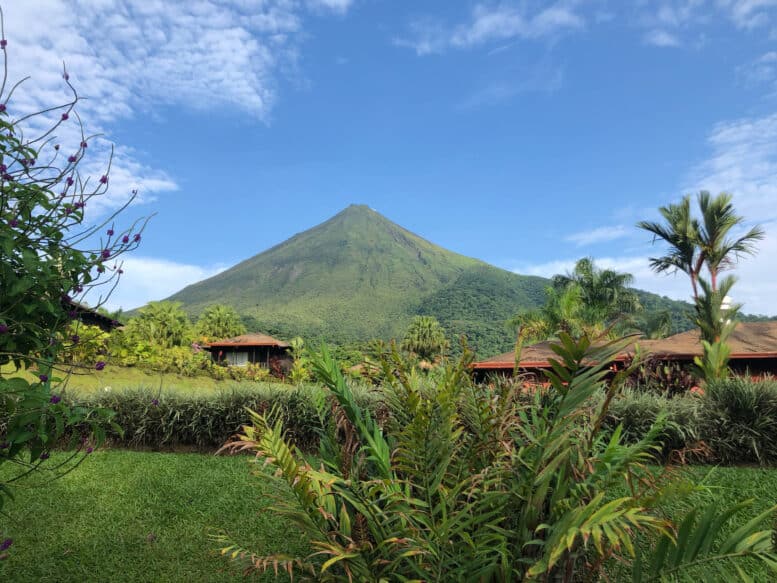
219;334;777;581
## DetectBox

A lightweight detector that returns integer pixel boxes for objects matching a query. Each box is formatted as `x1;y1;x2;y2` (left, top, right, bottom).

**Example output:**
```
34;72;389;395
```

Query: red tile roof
204;333;290;349
472;322;777;370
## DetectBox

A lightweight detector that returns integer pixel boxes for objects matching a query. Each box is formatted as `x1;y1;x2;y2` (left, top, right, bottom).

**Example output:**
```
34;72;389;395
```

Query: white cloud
3;0;350;216
565;225;630;246
521;109;777;316
394;2;584;55
643;29;682;47
737;51;777;90
308;0;354;13
88;257;229;312
687;112;777;222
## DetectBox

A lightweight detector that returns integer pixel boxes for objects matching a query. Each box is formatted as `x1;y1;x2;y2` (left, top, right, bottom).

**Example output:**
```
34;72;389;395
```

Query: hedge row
67;377;777;465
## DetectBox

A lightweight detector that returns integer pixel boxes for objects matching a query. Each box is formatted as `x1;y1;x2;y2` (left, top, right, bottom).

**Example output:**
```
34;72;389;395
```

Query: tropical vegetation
219;337;777;581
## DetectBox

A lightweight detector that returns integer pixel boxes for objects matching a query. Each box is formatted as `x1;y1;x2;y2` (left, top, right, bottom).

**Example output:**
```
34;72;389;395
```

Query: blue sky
8;1;777;314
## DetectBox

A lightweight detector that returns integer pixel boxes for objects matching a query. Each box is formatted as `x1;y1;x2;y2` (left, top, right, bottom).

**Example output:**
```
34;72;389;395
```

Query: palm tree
401;316;449;362
638;192;764;299
551;257;641;326
196;304;246;341
636;309;673;339
637;195;701;300
508;283;591;343
696;191;765;292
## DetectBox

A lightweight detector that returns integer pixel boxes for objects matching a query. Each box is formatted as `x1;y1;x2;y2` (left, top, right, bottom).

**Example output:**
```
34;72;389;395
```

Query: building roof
472;322;777;370
204;333;290;349
65;299;122;331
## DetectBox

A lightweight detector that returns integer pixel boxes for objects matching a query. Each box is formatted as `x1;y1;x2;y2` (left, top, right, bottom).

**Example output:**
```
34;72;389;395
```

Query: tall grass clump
217;335;777;581
606;389;703;460
71;383;382;451
701;376;777;464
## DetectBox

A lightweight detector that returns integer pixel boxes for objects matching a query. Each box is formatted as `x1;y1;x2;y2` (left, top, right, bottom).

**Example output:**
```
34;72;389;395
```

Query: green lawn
1;364;287;396
1;451;776;582
0;450;306;582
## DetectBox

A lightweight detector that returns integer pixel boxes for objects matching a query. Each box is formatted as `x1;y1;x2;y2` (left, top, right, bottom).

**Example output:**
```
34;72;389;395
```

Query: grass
0;450;307;582
2;450;776;582
1;363;287;396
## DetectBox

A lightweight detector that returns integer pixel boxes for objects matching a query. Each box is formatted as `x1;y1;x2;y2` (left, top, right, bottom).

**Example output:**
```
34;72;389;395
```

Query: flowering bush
0;7;144;534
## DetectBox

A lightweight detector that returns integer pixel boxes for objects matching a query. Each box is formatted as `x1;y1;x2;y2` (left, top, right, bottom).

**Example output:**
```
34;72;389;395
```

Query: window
227;351;249;366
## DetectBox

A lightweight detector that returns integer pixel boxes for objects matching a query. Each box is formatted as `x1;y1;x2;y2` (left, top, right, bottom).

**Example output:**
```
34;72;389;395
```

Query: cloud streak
394;2;584;55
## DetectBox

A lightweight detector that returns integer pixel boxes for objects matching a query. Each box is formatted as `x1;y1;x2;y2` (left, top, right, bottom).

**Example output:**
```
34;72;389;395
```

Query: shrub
701;377;777;464
217;335;777;581
67;382;382;451
606;389;703;460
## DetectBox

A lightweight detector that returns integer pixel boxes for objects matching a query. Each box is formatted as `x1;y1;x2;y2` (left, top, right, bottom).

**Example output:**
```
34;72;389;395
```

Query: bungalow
203;333;291;370
472;322;777;382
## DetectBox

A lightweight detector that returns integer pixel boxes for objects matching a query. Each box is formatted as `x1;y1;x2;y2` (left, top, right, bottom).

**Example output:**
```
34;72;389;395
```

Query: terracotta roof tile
473;322;777;370
204;333;290;348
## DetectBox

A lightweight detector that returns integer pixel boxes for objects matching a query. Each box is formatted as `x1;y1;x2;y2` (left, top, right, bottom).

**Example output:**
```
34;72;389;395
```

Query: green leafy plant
0;7;140;525
218;334;777;581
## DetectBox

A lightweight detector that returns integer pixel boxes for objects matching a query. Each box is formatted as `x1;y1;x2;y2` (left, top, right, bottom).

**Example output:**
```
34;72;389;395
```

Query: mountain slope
167;205;548;354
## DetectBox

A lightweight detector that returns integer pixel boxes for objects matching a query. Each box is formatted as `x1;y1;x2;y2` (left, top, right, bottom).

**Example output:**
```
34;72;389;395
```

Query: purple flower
71;334;80;344
86;446;94;454
133;234;141;243
81;141;88;149
39;374;49;383
95;361;106;371
61;112;69;121
66;177;74;186
0;104;5;113
65;207;73;215
0;324;7;334
101;249;111;259
8;218;17;228
75;285;84;293
27;159;35;167
96;265;105;273
68;310;78;319
107;228;114;236
62;293;72;303
0;539;12;552
68;155;77;163
74;201;84;209
122;235;129;244
99;175;108;184
151;398;159;407
0;164;6;172
39;452;50;460
2;173;12;181
118;269;124;275
50;394;61;404
55;144;60;150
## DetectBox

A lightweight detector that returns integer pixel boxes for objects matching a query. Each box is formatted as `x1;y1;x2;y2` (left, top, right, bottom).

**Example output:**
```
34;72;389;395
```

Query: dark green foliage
701;377;777;464
417;264;548;356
